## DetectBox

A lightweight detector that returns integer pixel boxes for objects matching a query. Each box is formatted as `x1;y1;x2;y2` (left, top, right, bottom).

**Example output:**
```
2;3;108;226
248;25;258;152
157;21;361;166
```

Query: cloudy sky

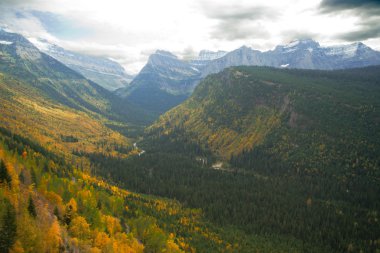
1;0;379;74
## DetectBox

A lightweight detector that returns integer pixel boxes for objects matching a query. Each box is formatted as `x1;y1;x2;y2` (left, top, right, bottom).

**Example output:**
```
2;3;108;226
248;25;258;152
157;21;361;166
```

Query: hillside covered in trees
89;66;380;252
0;124;273;252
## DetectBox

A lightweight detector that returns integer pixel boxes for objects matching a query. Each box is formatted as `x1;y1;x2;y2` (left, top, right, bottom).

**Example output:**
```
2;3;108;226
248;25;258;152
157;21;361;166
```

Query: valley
0;27;379;253
92;66;380;252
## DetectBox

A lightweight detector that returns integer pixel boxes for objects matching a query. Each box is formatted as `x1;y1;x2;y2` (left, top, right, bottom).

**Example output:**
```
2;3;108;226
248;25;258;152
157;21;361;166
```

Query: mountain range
6;28;380;122
119;39;380;116
201;39;380;77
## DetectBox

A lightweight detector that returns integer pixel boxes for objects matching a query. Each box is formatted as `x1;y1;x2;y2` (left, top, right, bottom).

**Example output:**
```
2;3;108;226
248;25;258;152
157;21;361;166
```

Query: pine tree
43;163;49;173
0;159;11;186
0;200;17;253
28;195;37;218
19;171;25;184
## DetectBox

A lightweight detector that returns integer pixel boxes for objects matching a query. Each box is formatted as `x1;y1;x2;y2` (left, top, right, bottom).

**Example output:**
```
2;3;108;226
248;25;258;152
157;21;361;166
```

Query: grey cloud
205;5;277;21
178;47;197;60
211;21;269;40
199;2;277;41
319;0;380;17
320;0;380;12
0;10;51;39
201;1;280;41
320;0;380;41
29;10;94;40
0;0;24;6
0;0;41;9
337;18;380;41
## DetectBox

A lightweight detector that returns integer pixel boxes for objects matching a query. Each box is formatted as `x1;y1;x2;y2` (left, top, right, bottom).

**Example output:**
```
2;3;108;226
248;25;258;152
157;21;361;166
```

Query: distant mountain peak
280;39;320;50
353;41;370;50
0;30;43;61
154;50;178;59
238;45;251;50
325;41;373;58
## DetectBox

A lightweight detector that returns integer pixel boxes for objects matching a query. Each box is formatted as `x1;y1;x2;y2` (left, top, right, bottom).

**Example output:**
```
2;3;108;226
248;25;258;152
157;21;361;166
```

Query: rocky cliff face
128;50;201;96
142;50;201;93
116;50;202;116
190;50;227;71
200;46;266;77
32;39;134;91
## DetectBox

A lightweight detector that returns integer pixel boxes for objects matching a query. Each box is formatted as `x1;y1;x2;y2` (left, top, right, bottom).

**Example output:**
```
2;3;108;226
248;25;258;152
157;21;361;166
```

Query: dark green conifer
0;199;17;252
28;195;37;218
0;160;11;187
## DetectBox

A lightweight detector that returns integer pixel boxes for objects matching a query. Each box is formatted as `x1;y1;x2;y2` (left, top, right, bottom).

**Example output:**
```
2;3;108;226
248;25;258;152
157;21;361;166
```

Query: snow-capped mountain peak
325;42;371;58
276;39;320;53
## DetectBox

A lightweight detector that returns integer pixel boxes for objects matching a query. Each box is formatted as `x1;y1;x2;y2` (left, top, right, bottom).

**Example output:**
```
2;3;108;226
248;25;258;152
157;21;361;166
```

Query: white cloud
1;0;380;74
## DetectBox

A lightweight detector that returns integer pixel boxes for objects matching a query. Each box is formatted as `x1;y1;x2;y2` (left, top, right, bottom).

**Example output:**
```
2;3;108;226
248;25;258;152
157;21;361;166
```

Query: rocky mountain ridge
31;38;134;91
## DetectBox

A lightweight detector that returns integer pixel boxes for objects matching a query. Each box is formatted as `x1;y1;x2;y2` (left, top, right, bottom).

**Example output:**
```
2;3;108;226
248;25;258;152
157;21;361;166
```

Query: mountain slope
119;50;201;115
0;29;110;114
32;39;134;91
149;65;380;163
139;66;380;252
0;29;154;156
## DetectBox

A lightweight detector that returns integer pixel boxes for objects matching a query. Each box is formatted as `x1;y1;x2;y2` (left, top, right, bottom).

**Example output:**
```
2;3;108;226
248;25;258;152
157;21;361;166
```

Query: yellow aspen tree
93;231;110;250
104;215;122;236
64;198;78;225
69;216;91;240
45;219;62;253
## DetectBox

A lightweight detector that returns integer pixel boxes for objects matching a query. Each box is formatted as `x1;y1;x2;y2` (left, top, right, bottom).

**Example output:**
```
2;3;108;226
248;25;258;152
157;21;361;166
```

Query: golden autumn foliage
9;241;24;253
0;142;185;253
45;219;62;253
103;215;122;236
165;239;184;253
67;198;78;213
0;129;250;253
93;231;111;249
69;216;91;240
0;73;133;160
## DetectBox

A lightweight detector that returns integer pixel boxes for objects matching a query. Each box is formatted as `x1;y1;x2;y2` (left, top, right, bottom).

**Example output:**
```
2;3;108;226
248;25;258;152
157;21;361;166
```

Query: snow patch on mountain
325;42;363;58
0;40;13;45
